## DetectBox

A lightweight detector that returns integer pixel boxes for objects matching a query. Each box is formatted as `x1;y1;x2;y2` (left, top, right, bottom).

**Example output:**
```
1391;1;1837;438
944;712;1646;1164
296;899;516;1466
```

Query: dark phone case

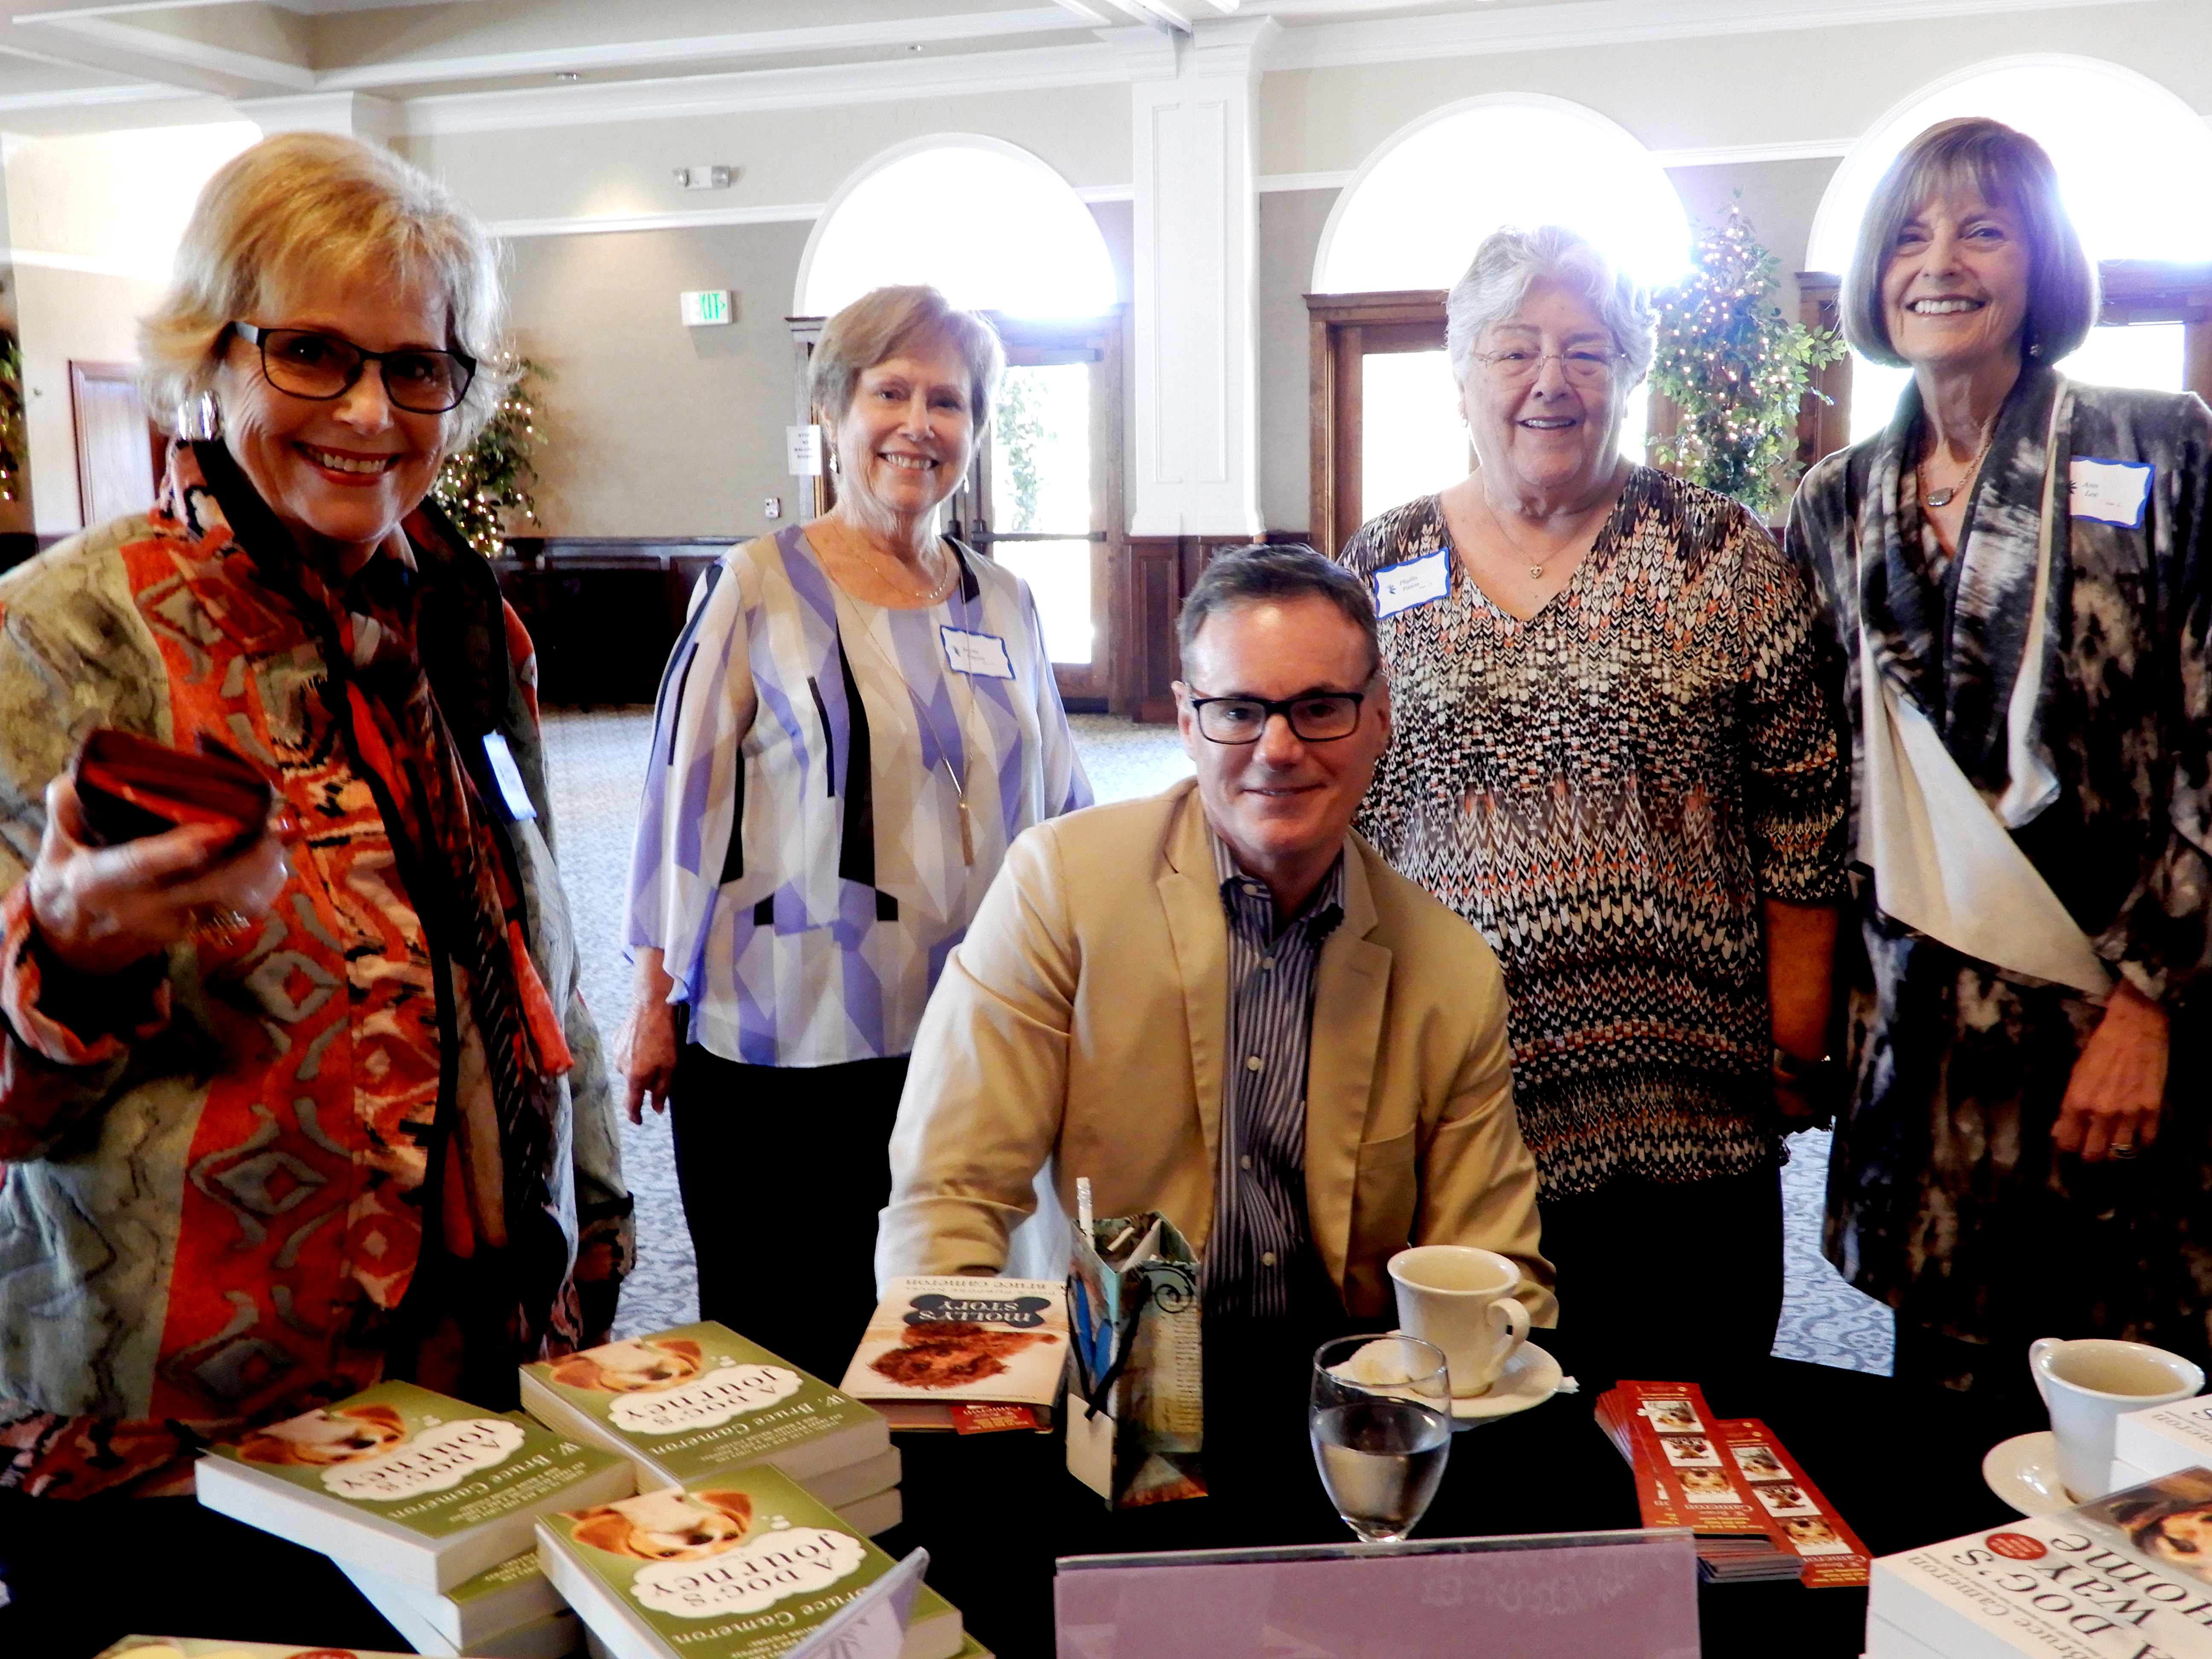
72;729;274;853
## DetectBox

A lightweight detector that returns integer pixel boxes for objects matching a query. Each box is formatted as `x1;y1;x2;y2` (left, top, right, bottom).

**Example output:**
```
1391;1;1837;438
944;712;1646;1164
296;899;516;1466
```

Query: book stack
2116;1391;2212;1487
1595;1381;1869;1587
521;1324;903;1534
538;1464;975;1659
1869;1466;2212;1658
838;1276;1069;1433
193;1381;636;1656
94;1642;421;1659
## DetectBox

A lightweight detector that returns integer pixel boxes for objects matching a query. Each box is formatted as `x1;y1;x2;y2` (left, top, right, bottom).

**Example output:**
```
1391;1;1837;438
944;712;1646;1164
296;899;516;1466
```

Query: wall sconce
673;166;735;191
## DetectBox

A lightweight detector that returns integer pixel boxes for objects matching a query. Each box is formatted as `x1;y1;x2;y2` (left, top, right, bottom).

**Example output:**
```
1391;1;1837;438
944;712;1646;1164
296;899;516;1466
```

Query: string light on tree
433;357;550;557
1650;201;1843;520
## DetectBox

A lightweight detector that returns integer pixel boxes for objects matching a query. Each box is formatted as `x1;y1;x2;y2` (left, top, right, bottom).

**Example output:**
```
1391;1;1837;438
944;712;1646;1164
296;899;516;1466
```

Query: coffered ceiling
0;0;2164;134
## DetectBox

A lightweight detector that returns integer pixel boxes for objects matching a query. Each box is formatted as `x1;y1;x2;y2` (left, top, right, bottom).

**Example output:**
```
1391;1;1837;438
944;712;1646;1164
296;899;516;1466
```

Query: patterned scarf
193;439;576;1358
1851;361;2072;814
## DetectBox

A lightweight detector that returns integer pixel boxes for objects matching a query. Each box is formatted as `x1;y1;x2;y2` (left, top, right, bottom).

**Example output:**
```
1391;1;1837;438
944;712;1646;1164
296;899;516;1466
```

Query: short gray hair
139;132;511;448
1177;543;1380;676
809;285;1004;434
1446;224;1656;390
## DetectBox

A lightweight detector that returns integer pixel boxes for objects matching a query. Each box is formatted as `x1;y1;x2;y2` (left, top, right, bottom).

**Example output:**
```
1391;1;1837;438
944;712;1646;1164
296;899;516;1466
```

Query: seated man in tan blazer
877;544;1553;1327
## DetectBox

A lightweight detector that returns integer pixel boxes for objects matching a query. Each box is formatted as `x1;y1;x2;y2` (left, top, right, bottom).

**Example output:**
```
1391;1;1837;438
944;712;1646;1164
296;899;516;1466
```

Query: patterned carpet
538;708;1892;1374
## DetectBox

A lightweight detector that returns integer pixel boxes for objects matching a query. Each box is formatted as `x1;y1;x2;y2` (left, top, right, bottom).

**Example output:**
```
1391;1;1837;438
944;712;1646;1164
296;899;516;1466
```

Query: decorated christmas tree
433;358;549;556
1650;202;1843;520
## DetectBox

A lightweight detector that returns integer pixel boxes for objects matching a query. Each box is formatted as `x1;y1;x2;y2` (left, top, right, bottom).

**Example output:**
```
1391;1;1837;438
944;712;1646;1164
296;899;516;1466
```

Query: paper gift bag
1066;1208;1205;1508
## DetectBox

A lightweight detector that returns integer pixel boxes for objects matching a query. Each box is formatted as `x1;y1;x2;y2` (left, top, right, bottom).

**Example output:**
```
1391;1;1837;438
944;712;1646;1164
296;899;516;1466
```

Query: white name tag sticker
940;625;1015;679
1372;547;1450;618
2070;457;2153;529
483;732;537;821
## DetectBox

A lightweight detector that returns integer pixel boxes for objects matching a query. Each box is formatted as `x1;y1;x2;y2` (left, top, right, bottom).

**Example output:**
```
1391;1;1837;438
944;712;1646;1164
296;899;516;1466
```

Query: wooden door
70;361;159;528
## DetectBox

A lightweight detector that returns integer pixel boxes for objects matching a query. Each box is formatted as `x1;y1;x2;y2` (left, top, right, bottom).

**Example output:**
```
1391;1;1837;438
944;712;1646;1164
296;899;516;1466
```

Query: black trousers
1536;1160;1784;1382
670;1045;908;1382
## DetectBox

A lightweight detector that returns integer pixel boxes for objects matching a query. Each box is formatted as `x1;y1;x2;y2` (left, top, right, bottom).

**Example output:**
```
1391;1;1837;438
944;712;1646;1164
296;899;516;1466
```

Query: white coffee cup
1388;1245;1531;1398
2030;1336;2206;1502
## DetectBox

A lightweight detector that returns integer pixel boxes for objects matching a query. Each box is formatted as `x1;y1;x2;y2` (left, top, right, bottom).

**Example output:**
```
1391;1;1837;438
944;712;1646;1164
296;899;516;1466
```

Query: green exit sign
680;289;733;327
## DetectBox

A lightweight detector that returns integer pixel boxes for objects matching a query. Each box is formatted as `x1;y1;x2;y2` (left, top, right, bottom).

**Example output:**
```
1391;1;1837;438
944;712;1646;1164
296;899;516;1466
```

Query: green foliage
995;366;1049;530
433;358;549;556
0;332;25;504
1649;202;1845;520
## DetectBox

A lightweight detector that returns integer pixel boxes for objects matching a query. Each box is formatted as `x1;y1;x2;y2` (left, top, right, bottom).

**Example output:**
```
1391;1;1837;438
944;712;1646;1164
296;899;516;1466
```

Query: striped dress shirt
1204;835;1347;1319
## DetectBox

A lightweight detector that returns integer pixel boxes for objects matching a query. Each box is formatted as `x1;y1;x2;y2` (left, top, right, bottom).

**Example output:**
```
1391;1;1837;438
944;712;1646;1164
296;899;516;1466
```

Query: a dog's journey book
195;1379;634;1595
1869;1466;2212;1659
536;1465;964;1659
339;1546;581;1658
93;1642;421;1658
838;1276;1069;1431
520;1322;893;1493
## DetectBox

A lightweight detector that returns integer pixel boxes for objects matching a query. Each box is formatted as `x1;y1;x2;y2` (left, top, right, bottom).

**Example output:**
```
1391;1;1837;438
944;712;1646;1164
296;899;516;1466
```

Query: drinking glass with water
1310;1333;1453;1542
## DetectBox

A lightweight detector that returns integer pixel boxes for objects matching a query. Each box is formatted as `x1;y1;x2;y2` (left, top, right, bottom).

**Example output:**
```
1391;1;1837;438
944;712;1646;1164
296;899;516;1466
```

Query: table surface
876;1322;2042;1659
0;1326;2042;1659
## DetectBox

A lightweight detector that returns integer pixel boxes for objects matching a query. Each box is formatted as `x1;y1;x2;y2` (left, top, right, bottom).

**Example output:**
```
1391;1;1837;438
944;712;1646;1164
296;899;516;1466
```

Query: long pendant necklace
1923;420;1997;509
832;519;954;604
840;542;978;866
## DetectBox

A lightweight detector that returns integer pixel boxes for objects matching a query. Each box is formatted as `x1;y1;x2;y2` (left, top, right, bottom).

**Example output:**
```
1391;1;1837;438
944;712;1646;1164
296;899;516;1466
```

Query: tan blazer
878;780;1556;1323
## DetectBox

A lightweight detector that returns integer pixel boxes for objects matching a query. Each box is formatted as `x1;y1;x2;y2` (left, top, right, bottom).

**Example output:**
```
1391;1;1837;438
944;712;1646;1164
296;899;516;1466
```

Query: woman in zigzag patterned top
1336;226;1849;1374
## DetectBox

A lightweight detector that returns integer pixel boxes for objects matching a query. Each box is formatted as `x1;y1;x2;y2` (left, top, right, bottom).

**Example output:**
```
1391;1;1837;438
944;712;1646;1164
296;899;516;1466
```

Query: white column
1127;17;1273;538
235;93;400;145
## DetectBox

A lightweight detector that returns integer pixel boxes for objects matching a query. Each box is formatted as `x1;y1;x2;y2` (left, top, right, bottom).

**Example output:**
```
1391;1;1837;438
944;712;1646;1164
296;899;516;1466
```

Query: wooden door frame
68;360;161;528
1795;259;2212;465
1305;290;1447;558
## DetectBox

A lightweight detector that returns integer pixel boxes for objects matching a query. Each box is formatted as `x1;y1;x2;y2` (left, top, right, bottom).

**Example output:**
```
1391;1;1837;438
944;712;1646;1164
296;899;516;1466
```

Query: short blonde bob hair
1446;224;1656;390
1842;116;2097;370
139;132;510;447
809;285;1003;437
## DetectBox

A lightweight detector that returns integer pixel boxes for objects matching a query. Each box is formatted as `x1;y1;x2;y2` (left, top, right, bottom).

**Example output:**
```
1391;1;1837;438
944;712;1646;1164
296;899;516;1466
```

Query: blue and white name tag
1372;547;1450;619
2070;457;2153;529
940;625;1014;679
482;732;537;821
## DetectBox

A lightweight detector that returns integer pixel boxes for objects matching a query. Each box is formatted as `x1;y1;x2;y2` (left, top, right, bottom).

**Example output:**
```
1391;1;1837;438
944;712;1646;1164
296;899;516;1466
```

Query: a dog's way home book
538;1465;966;1659
1869;1467;2212;1659
195;1379;634;1596
520;1323;893;1495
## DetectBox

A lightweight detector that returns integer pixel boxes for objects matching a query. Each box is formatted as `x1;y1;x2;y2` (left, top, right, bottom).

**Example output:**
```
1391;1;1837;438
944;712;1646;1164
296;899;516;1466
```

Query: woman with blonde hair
621;285;1089;1378
0;130;626;1639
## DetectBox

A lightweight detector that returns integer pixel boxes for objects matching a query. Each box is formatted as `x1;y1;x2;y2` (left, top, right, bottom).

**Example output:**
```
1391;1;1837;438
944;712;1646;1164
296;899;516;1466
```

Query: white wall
13;2;2212;540
3;122;257;536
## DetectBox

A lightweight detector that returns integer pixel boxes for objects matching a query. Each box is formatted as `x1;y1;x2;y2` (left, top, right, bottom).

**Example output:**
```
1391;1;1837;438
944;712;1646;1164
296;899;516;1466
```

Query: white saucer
1448;1343;1564;1426
1982;1430;2074;1516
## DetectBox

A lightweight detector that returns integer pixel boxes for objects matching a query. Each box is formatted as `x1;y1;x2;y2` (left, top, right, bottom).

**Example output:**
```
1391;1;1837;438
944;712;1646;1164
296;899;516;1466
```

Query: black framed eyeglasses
233;323;477;415
1185;689;1369;744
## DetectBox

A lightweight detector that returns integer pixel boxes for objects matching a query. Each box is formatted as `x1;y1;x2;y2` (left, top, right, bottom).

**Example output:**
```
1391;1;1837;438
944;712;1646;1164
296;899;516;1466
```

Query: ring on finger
189;904;253;943
2110;1140;2141;1161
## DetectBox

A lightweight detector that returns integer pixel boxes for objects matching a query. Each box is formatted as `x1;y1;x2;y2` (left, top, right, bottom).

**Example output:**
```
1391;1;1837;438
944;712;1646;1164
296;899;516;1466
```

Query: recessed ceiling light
907;43;923;52
554;71;582;82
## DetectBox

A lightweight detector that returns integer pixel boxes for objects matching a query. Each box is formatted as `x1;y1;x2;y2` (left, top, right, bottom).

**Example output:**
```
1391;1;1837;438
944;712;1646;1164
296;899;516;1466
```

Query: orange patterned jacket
0;445;630;1497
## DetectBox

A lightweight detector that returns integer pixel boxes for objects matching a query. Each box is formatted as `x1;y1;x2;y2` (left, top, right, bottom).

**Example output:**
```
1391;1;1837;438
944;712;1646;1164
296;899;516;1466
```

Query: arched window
795;139;1119;693
1307;96;1689;537
796;136;1117;319
1807;57;2212;443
